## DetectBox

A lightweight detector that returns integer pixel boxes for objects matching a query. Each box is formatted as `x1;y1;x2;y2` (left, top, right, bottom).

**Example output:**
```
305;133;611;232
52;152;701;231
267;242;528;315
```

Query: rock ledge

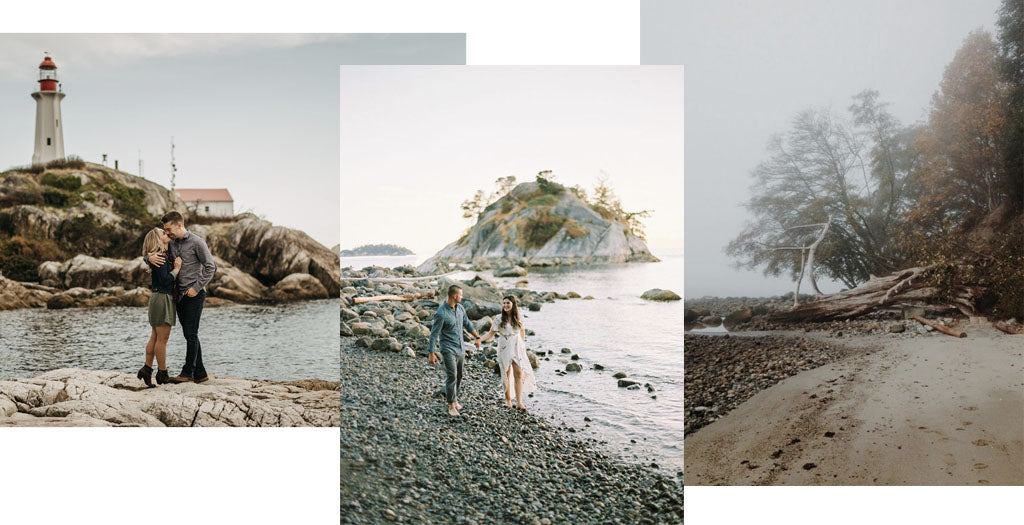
0;368;339;427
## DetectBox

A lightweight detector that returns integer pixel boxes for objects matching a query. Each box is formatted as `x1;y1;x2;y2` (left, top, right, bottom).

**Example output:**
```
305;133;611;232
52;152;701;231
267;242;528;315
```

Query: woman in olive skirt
137;227;182;387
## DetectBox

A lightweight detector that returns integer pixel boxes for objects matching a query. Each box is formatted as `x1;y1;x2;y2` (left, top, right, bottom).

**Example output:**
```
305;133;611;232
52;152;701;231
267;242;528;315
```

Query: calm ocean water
0;299;340;382
343;254;684;474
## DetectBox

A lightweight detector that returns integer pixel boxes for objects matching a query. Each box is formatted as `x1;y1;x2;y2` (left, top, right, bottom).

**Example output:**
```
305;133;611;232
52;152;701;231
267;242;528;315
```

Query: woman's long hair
141;228;165;257
499;294;522;330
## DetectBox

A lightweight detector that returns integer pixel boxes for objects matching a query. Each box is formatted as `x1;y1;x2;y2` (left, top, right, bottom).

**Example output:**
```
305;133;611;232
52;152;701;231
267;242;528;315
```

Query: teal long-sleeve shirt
427;301;476;356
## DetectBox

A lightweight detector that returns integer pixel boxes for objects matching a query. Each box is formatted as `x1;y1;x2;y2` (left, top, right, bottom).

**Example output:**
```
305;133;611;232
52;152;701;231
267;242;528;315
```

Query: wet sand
685;326;1024;485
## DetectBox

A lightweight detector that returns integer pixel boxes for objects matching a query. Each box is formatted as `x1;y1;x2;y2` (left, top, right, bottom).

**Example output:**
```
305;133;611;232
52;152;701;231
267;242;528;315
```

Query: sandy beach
685;326;1024;485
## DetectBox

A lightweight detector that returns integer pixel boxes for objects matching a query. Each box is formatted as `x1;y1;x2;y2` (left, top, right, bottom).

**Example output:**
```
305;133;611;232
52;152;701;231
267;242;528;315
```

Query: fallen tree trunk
912;315;966;338
352;292;433;304
769;265;985;323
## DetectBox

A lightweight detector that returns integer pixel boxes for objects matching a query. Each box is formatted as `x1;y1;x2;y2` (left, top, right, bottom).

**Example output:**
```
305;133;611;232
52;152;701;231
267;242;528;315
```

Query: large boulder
641;288;681;301
436;276;502;320
63;255;128;289
38;261;65;288
207;257;268;302
494;265;528;277
122;257;152;289
267;273;329;302
201;216;341;296
0;275;50;310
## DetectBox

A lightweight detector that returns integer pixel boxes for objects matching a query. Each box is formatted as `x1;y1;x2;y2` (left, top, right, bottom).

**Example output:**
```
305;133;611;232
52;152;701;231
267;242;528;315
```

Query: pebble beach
340;341;684;524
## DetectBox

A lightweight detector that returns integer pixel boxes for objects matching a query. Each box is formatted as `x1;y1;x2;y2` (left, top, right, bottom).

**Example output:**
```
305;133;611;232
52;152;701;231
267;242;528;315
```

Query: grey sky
0;34;465;247
339;66;684;259
641;0;1003;298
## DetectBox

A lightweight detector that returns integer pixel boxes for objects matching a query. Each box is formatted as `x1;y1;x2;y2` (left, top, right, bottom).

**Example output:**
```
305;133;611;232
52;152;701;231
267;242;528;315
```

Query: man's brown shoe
167;375;193;384
194;375;210;384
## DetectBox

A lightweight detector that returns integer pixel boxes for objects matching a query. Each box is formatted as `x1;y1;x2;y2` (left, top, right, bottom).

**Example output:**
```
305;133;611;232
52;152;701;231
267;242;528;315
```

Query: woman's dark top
147;251;175;295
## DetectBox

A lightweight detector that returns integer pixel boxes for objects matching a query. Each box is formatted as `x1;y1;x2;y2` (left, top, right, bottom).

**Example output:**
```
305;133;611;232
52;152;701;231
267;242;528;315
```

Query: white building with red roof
174;188;234;217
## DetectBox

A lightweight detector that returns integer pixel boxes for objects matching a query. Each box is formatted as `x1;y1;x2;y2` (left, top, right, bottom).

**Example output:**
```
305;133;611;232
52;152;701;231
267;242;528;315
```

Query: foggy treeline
726;0;1023;319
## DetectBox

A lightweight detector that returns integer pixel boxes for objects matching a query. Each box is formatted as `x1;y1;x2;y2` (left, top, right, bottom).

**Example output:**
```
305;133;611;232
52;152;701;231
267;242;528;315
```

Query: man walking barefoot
148;211;217;384
427;284;481;416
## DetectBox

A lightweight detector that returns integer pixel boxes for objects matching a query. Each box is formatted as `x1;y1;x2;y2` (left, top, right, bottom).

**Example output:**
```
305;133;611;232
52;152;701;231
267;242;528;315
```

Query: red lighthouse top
38;55;58;92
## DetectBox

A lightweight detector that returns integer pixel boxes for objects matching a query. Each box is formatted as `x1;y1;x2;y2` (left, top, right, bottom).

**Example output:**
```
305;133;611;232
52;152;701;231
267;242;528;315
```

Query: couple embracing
427;284;537;417
135;211;217;387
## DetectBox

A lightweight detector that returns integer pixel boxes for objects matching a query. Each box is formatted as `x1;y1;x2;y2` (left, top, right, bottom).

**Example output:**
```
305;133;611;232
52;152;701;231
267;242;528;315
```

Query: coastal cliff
419;180;658;273
0;162;338;309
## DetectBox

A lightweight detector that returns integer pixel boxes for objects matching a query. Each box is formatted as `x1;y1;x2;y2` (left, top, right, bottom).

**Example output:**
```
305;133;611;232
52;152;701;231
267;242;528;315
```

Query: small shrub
0;236;64;282
527;194;559;208
102;182;151;222
41;187;82;208
186;214;238;226
44;156;86;170
0;213;14;235
536;174;565;196
56;212;136;257
0;188;44;208
522;209;566;248
83;192;96;202
41;172;82;191
564;219;589;239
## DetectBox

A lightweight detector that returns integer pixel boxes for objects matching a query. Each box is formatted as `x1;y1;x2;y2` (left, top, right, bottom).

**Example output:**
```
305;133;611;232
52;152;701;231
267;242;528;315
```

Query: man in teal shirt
428;284;481;416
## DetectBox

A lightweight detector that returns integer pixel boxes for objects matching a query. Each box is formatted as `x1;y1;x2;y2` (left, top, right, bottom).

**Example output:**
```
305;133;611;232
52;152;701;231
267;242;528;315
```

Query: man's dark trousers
441;352;464;404
177;289;207;379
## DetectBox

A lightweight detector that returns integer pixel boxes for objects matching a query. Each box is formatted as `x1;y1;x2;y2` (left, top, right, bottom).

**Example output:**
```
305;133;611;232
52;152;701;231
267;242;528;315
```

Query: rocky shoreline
341;264;682;523
0;368;339;427
684;333;871;435
340;342;683;524
2;164;340;311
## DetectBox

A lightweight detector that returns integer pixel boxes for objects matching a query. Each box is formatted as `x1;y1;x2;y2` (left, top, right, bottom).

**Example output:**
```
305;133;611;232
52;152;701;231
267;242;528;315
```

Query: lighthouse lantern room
31;55;66;165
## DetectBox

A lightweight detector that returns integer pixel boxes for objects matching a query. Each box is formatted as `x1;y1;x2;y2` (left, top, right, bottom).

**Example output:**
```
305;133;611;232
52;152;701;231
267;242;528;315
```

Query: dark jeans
176;289;207;379
441;352;464;404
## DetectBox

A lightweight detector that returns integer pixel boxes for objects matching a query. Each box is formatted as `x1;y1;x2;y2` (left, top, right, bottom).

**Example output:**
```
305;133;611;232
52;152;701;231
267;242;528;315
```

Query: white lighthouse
31;55;66;165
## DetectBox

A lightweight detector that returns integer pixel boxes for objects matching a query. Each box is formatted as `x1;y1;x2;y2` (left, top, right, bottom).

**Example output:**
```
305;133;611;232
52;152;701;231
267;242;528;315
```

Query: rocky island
339;243;413;257
418;177;658;273
0;161;339;310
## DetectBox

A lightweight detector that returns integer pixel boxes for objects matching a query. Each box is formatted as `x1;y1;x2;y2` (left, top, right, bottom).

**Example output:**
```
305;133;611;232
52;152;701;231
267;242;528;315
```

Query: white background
2;1;1020;524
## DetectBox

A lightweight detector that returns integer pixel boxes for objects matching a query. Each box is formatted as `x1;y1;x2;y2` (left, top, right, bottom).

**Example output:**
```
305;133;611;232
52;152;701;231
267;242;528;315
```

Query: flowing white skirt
496;331;537;398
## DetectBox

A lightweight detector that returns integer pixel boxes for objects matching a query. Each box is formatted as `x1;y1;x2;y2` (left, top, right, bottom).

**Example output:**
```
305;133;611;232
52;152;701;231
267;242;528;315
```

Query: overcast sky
340;66;684;259
642;0;1003;298
0;34;464;247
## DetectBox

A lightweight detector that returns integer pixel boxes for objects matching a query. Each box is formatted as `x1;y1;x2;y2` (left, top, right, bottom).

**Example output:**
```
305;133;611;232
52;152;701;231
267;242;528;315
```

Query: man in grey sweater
148;211;217;383
427;284;481;417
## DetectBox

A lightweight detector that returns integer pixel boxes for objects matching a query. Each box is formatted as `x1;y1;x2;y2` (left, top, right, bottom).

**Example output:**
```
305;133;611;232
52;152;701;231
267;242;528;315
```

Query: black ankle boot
155;369;169;385
137;365;154;387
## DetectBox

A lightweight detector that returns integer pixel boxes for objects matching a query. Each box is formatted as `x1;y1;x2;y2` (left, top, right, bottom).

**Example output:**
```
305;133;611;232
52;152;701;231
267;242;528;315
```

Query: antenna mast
170;137;177;191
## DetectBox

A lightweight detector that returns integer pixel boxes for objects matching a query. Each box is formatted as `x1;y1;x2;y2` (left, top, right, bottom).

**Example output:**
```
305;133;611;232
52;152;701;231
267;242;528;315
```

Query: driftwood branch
994;322;1024;335
341;271;457;283
912;315;966;338
352;292;434;304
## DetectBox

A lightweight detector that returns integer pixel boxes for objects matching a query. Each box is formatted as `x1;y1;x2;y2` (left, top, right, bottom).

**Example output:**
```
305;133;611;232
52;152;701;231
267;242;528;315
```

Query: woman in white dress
480;295;537;410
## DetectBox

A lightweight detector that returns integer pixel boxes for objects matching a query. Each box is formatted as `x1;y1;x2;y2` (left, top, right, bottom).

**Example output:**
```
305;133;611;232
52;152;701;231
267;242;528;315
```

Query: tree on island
460;170;652;240
727;18;1023;321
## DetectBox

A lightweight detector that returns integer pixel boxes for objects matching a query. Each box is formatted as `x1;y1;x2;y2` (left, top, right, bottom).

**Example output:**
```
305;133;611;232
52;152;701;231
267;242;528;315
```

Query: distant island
340;244;414;257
